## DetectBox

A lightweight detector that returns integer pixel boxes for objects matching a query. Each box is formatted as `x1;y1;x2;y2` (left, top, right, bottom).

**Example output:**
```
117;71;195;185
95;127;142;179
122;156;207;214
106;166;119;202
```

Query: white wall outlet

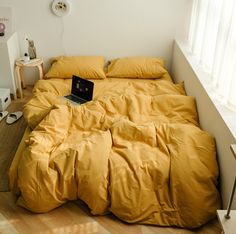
51;0;71;17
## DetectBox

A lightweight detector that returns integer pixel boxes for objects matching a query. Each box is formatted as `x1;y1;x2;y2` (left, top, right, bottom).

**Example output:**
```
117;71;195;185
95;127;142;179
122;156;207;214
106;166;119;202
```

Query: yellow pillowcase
45;56;106;79
106;57;167;79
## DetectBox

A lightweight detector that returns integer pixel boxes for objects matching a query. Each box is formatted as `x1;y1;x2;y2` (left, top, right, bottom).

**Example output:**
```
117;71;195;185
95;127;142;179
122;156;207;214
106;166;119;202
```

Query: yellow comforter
10;76;220;228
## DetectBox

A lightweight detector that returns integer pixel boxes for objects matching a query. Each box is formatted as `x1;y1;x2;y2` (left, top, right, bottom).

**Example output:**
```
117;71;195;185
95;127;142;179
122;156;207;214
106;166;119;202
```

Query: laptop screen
71;75;94;101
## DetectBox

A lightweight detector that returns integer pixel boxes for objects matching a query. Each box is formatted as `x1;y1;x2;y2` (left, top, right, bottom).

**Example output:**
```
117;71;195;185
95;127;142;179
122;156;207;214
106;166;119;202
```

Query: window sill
175;40;236;140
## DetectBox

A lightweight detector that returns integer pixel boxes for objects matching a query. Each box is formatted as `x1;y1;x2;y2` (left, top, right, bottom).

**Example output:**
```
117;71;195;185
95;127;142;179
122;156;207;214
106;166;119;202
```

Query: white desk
217;210;236;234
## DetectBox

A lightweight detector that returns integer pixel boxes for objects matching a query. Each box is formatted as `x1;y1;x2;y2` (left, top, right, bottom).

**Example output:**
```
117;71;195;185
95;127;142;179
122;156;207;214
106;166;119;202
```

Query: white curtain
189;0;236;110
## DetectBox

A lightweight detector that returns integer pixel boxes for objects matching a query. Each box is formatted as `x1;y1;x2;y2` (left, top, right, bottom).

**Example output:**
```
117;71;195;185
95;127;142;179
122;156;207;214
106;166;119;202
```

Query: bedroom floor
0;87;222;234
0;193;221;234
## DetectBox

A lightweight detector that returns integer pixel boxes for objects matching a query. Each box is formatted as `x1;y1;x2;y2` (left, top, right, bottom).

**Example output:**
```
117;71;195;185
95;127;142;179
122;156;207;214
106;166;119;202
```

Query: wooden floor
0;193;222;234
0;87;222;234
0;86;32;191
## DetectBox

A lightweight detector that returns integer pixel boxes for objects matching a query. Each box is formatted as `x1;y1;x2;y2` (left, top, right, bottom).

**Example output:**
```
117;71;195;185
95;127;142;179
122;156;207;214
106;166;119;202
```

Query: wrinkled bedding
9;74;221;228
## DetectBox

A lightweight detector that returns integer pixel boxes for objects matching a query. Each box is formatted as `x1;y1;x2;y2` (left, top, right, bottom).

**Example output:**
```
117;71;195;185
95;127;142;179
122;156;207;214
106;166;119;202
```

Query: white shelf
217;210;236;234
0;32;20;99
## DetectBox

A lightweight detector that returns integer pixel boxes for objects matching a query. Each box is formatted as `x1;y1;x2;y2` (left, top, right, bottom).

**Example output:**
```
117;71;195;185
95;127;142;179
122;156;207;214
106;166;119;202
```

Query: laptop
64;75;94;105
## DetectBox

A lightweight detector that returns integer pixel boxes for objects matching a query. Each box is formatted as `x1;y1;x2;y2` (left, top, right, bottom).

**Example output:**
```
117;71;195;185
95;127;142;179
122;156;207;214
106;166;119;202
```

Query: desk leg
225;176;236;219
37;64;43;80
12;93;17;100
15;66;23;99
20;68;26;89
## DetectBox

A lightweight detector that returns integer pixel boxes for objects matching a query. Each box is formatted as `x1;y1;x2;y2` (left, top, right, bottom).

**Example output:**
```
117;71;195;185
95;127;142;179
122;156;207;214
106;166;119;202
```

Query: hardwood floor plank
0;192;222;234
0;86;33;191
0;213;19;234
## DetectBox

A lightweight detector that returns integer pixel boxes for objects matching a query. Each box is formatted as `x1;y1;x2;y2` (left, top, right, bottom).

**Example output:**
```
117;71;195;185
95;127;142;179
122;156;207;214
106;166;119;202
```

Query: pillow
106;56;167;79
45;56;106;79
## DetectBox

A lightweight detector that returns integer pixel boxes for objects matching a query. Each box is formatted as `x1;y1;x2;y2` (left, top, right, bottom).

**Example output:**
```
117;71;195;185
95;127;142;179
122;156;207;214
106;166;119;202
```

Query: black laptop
64;75;94;104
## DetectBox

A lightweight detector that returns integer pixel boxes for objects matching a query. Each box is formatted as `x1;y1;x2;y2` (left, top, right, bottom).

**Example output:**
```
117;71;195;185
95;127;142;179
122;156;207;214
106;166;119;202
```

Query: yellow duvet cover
9;74;220;228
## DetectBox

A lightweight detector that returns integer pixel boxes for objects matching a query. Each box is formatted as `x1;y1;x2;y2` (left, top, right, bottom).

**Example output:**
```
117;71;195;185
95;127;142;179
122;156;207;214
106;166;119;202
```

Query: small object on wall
0;23;5;36
51;0;71;17
0;7;13;36
26;38;37;59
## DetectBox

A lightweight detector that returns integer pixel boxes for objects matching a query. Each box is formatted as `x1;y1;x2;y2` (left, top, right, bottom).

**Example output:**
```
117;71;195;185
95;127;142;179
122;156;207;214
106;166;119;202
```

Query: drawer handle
4;97;8;103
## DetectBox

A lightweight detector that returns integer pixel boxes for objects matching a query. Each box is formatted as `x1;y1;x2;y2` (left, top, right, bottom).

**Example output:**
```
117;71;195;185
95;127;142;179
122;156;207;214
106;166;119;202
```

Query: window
189;0;236;111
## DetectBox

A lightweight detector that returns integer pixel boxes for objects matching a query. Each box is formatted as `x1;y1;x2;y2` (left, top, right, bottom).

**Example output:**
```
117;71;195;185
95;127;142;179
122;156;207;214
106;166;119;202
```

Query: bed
9;56;221;228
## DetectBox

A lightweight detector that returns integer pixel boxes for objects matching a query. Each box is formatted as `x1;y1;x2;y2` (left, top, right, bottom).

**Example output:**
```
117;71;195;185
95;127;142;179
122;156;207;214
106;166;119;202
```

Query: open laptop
64;75;94;105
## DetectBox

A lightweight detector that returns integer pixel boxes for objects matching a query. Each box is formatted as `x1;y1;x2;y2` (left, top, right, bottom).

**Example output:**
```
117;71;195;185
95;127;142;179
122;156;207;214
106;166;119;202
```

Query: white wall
0;0;193;84
171;41;236;209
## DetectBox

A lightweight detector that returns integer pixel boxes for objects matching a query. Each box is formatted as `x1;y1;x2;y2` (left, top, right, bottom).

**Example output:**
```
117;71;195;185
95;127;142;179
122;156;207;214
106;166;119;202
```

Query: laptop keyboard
65;95;86;104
